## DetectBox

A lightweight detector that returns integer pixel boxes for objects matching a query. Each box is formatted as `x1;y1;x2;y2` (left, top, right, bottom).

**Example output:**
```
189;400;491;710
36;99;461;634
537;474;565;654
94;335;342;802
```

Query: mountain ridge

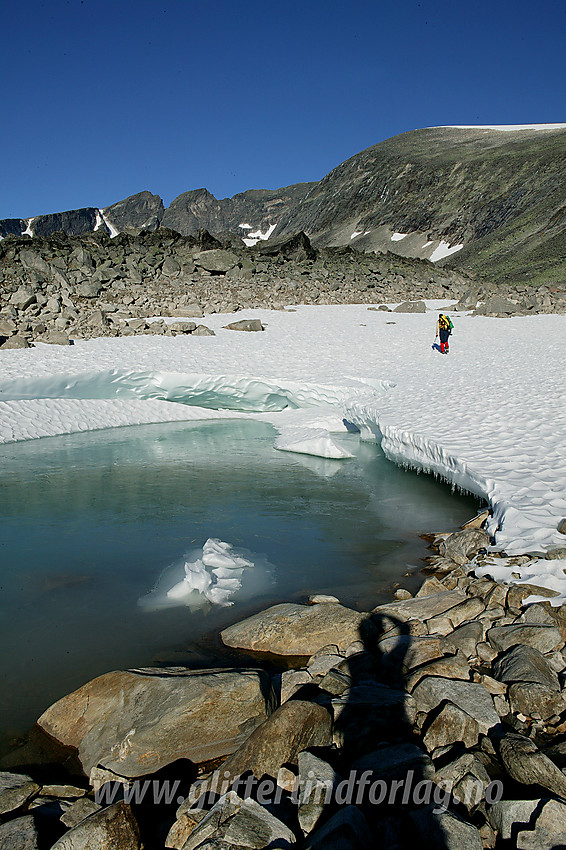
2;125;565;285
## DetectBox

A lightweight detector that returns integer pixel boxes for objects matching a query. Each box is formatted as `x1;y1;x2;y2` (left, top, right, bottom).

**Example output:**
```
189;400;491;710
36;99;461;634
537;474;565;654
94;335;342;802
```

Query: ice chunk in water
142;538;269;609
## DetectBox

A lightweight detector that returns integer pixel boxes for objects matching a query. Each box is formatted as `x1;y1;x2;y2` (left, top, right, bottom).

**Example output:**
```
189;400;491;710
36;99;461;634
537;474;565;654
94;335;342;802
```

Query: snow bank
1;303;566;601
274;426;354;459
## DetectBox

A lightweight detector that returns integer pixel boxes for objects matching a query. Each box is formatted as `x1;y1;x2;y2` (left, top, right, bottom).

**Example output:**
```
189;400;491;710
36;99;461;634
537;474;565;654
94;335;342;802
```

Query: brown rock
37;668;273;777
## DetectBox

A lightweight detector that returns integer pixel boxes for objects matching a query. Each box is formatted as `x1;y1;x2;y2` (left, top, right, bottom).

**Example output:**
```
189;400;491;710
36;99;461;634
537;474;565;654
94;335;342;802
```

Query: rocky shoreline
2;227;565;350
2;511;566;848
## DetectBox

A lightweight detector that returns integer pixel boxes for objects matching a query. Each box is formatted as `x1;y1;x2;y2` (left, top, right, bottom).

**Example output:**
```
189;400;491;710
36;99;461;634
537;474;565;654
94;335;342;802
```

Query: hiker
436;313;453;354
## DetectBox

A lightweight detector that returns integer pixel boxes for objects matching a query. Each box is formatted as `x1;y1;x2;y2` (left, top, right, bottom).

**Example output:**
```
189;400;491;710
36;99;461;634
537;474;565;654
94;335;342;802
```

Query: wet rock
223;318;264;332
50;801;140;849
38;667;273;777
498;733;566;797
487;623;563;653
0;815;39;850
221;602;369;657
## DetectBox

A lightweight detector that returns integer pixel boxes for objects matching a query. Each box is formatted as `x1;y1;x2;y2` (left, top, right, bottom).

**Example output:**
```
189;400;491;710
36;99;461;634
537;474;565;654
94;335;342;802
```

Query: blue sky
1;0;565;219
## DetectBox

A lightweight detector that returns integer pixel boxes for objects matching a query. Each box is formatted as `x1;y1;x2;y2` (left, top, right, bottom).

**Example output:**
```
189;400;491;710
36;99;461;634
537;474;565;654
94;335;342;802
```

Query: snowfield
1;302;565;599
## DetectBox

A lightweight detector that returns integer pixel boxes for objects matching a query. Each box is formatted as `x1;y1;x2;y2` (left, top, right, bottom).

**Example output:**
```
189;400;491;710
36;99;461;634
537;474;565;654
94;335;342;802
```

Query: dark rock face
32;208;102;238
0;218;26;238
161;183;315;238
103;191;164;232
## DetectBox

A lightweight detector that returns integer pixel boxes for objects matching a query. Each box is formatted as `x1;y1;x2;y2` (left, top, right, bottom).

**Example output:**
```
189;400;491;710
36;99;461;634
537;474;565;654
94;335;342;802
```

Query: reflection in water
0;420;481;745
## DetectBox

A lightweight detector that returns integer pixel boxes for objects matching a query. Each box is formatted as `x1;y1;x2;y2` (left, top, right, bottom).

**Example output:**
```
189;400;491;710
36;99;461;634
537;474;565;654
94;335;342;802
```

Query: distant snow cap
437;124;566;131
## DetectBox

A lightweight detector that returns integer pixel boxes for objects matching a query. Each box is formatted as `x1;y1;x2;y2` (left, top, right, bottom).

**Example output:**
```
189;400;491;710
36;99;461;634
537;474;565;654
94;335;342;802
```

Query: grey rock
76;282;102;298
36;330;71;345
0;771;40;815
280;669;312;703
19;249;51;276
221;601;369;657
449;621;485;658
439;528;490;565
192;324;216;336
411;677;499;734
297;751;340;834
487;798;540;840
558;518;566;534
498;733;566;797
180;700;331;813
161;257;181;276
303;805;372;850
372;588;467;623
474;295;521;316
377;634;451;673
393;299;427;312
545;546;566;559
404;654;472;692
508;682;566;720
223;319;264;332
194;249;238;273
10;287;37;310
50;801;140;849
0;317;17;335
60;797;102;827
181;792;295;850
493;644;560;690
0;334;30;349
422;700;480;752
487;623;563;653
0;815;39;850
169;321;197;334
352;742;434;781
38;667;273;777
516;798;566;849
411;805;483;849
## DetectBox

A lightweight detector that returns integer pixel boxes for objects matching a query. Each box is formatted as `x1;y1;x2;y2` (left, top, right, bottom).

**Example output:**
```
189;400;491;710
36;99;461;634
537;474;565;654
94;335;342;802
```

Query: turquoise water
0;420;481;745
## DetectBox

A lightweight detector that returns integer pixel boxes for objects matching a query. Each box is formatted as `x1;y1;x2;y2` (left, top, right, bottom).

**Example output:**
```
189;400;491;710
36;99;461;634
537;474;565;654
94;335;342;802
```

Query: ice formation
165;539;254;607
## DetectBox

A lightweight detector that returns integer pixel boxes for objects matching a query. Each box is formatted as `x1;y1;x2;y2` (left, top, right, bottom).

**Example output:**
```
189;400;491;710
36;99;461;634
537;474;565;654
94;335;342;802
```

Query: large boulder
255;231;317;262
0;815;39;850
220;602;369;657
193;249;238;273
180;700;331;813
498;733;566;797
223;319;264;332
37;667;274;777
393;300;426;313
438;528;490;564
474;295;521;316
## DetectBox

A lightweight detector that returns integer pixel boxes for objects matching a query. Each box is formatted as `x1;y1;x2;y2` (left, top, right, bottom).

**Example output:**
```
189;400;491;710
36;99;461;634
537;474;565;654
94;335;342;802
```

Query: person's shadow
431;343;443;353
